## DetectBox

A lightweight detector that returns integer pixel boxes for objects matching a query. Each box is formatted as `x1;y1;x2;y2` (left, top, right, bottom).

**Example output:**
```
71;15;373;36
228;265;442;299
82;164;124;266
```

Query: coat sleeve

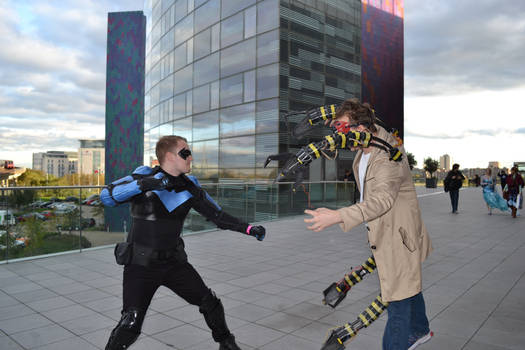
336;154;404;232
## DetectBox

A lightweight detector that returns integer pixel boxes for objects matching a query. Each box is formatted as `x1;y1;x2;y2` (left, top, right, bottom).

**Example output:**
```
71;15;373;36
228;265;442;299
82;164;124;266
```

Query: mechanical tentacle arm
320;295;389;350
265;130;402;183
322;256;376;308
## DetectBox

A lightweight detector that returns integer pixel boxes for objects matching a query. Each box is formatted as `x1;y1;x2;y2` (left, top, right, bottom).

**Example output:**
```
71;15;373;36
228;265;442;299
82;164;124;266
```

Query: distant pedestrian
474;174;480;187
504;166;524;218
444;163;465;213
498;170;508;194
480;168;508;215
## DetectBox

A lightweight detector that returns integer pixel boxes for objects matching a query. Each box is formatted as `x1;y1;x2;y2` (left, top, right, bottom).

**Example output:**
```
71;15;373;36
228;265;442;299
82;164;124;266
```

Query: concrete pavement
0;186;524;350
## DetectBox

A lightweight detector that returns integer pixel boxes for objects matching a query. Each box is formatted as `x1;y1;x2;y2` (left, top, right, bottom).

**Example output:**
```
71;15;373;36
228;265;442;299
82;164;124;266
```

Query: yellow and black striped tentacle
321;295;389;350
322;256;376;308
307;104;338;125
344;256;376;287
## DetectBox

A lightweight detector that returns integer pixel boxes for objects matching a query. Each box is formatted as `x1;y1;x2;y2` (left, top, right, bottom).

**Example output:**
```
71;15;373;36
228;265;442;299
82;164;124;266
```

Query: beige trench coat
337;126;432;302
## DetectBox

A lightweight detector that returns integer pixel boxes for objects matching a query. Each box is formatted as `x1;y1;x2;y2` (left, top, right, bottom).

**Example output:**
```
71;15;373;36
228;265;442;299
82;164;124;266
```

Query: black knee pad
199;290;231;342
105;308;145;350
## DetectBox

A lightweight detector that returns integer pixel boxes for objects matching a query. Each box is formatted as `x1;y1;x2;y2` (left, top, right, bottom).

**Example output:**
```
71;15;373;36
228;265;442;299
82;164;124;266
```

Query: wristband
246;225;252;234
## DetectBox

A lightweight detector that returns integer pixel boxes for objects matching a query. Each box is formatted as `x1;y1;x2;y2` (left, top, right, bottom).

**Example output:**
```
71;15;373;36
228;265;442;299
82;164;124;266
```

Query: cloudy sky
0;0;524;169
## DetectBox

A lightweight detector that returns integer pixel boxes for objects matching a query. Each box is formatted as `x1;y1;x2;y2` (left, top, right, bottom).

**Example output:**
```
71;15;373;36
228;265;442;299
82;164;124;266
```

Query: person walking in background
504;166;524;218
498;169;508;194
480;168;508;215
444;164;465;213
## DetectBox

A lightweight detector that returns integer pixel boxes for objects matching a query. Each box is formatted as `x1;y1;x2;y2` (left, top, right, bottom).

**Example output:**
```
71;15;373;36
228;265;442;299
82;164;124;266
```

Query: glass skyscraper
143;0;402;182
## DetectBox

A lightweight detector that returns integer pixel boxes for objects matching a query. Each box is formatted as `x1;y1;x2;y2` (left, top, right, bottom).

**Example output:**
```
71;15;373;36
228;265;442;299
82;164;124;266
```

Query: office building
440;154;451;171
31;151;78;177
79;140;105;175
142;0;404;182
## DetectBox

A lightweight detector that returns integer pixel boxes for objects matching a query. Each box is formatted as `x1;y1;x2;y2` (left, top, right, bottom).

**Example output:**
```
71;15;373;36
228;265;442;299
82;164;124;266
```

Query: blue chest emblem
152;189;193;212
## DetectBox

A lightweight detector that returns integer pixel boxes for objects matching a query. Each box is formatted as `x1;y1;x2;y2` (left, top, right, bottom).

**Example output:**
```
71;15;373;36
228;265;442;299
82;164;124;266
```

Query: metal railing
0;181;356;263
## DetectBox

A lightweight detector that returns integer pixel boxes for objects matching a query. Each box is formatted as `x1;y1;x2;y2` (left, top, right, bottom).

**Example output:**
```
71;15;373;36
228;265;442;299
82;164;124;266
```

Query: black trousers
122;262;209;320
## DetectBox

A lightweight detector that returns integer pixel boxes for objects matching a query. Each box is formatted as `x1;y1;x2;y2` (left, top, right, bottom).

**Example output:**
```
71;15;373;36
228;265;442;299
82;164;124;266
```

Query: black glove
247;225;266;241
138;175;170;192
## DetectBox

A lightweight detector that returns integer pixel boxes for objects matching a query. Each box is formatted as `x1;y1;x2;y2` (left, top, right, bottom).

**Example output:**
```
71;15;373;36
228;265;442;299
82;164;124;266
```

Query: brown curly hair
335;98;377;132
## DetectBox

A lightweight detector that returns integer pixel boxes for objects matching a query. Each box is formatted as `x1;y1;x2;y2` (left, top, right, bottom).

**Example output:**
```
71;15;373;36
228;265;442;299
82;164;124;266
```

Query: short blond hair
155;135;187;165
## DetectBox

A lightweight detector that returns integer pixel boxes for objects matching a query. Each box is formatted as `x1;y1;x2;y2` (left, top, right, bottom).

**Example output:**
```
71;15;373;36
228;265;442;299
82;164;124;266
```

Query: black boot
219;334;242;350
200;290;241;349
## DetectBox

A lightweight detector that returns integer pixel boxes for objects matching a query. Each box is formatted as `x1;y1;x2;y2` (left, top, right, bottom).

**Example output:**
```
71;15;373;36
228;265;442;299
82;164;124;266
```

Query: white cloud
404;87;525;168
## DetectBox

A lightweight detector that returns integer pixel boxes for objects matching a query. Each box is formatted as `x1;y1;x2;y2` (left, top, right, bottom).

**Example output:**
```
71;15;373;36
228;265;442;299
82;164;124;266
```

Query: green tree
423;158;439;178
407;152;417;170
20;217;46;255
16;169;48;186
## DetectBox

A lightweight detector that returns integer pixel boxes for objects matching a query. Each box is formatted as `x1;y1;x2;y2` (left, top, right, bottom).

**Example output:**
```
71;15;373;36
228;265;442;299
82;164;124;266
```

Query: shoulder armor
187;175;201;187
133;166;154;175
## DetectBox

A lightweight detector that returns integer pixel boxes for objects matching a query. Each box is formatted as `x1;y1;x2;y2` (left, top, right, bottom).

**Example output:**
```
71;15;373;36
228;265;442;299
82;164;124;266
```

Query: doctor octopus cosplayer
100;135;265;350
266;99;433;350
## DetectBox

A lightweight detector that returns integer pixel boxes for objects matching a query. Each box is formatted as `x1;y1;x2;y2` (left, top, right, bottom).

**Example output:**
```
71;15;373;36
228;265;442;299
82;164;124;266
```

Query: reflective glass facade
143;0;402;183
144;0;280;182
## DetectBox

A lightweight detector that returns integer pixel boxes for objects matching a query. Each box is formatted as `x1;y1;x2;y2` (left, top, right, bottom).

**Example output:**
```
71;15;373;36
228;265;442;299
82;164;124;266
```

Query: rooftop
1;187;524;350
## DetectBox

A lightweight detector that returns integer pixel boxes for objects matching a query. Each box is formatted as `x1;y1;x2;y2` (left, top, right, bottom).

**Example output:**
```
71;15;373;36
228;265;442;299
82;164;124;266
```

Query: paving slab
0;187;524;349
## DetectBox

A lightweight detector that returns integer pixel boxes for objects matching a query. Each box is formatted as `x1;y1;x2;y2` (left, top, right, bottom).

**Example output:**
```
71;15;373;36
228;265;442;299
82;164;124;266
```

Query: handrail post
79;187;82;253
2;189;8;263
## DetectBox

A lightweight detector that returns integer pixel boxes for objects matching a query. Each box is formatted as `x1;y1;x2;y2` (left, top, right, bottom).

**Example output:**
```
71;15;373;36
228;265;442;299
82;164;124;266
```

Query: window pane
174;64;193;94
211;22;220;52
244;70;255;102
174;42;187;70
256;98;278;133
172;116;192;141
257;63;278;99
193;110;219;141
173;94;186;119
193;84;210;114
220;74;243;107
192;139;219;168
159;122;173;137
194;0;220;33
219;103;255;137
256;133;278;167
187;38;193;63
257;0;279;34
175;0;187;23
221;0;255;18
220;136;255;168
175;14;193;46
257;29;279;66
221;12;243;48
161;27;175;56
244;6;256;39
210;80;219;109
160;74;174;102
220;38;256;77
193;52;219;86
186;90;192;115
194;28;211;60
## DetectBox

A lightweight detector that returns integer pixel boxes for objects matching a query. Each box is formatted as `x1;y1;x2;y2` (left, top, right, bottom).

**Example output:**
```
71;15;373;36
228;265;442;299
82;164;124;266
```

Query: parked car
40;211;55;218
82;194;99;205
56;217;95;231
17;212;46;222
64;196;80;203
89;199;102;206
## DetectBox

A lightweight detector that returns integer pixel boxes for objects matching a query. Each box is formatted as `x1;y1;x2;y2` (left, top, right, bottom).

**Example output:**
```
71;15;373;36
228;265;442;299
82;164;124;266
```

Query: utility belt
114;241;187;267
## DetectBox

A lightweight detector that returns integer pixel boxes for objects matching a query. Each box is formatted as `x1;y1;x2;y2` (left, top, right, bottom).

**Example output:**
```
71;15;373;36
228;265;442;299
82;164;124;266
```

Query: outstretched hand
304;208;342;232
248;225;266;241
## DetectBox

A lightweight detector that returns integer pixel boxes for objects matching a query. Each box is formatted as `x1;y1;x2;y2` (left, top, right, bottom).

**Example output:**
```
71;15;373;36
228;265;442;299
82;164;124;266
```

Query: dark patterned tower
105;11;146;232
361;0;404;137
